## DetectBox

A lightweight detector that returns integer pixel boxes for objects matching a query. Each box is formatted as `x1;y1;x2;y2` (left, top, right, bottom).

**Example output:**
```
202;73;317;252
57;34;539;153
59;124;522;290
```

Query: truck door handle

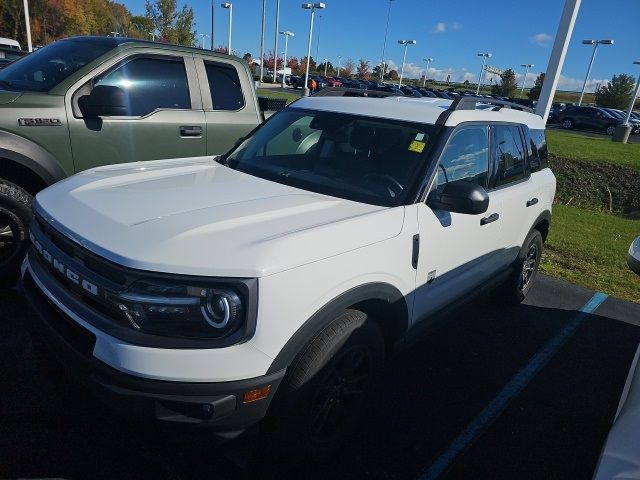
526;198;539;207
480;213;499;225
179;126;202;137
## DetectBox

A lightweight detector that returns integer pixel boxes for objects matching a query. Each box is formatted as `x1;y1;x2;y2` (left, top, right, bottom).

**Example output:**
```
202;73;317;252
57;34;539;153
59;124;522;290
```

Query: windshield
0;39;112;92
224;108;436;207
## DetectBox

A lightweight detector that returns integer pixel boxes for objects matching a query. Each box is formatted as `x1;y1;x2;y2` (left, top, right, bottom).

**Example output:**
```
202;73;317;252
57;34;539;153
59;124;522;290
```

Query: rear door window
204;61;245;111
491;125;527;187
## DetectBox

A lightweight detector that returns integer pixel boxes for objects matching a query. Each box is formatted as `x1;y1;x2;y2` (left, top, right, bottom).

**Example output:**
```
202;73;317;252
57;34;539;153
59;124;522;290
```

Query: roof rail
311;87;403;98
435;96;534;125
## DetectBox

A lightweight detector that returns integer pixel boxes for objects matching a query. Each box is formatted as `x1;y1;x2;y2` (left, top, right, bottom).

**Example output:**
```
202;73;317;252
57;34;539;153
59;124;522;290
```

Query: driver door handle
480;213;499;226
180;126;202;137
526;198;539;207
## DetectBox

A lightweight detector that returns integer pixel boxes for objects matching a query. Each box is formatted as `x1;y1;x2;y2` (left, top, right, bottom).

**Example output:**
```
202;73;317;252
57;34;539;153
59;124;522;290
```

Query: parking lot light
476;52;492;95
221;3;233;54
578;39;614;105
272;0;280;84
280;31;295;88
397;39;416;87
422;57;433;87
379;0;395;83
337;55;341;77
302;3;326;97
519;63;534;98
623;60;640;126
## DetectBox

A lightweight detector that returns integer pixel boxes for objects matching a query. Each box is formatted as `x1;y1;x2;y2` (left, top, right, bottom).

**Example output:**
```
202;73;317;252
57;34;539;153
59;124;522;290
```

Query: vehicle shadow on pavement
1;287;639;480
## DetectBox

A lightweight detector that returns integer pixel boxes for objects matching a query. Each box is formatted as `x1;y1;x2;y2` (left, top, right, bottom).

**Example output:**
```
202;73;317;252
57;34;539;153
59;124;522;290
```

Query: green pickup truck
0;36;268;284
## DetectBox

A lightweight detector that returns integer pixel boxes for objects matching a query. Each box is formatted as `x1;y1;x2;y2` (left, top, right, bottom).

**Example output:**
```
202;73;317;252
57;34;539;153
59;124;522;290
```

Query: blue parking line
419;292;609;480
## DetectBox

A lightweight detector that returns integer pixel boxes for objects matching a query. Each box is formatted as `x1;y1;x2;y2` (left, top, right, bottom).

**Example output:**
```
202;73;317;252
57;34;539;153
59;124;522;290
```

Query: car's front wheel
605;124;616;136
502;229;543;304
265;309;384;460
0;179;33;287
561;118;574;129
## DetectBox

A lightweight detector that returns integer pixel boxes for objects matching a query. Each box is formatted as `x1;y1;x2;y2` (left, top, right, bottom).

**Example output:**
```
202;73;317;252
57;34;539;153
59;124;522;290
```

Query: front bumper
22;267;285;434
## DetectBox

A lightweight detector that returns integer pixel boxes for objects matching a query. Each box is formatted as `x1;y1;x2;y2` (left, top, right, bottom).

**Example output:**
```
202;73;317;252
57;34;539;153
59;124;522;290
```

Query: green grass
256;88;301;104
547;130;640;169
540;204;640;303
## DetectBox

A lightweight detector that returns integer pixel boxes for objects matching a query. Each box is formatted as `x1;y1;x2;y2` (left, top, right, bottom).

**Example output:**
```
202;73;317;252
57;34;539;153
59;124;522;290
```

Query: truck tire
265;309;384;461
0;179;33;287
502;229;543;305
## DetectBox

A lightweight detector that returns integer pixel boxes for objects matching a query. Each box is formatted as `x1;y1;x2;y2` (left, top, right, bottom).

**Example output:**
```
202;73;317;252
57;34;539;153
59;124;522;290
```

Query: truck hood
0;90;22;105
36;157;405;278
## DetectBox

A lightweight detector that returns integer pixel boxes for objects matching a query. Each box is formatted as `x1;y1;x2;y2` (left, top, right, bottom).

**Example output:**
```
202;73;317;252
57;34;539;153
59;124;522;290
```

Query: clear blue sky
123;0;639;91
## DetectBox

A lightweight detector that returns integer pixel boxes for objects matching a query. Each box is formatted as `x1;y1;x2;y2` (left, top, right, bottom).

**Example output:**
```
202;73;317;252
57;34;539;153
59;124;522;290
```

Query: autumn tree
297;56;317;76
527;73;545;101
356;59;371;80
145;0;196;46
491;68;518;97
242;53;253;65
287;57;299;71
341;59;355;77
597;74;637;109
387;69;399;81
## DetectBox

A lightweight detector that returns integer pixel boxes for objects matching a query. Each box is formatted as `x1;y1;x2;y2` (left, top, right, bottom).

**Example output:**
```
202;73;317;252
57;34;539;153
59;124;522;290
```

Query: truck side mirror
427;180;489;215
79;85;128;118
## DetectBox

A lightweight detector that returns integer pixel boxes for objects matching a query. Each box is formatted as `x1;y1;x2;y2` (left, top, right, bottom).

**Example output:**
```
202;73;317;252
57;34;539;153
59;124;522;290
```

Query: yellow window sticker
408;140;426;153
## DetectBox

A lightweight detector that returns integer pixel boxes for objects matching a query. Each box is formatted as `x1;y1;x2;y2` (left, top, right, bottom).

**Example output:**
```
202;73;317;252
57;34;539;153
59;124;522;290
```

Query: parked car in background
0;36;275;284
629;236;640;276
417;88;438;98
400;85;422;97
558;105;624;136
319;76;342;87
600;108;640;134
0;58;13;70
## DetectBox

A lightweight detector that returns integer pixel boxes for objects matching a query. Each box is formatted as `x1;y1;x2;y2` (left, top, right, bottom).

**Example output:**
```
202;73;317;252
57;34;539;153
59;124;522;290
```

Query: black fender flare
531;209;551;238
0;130;67;186
266;282;409;374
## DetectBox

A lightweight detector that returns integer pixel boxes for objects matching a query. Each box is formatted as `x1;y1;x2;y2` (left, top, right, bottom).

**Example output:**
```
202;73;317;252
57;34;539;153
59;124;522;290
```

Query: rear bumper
22;267;285;435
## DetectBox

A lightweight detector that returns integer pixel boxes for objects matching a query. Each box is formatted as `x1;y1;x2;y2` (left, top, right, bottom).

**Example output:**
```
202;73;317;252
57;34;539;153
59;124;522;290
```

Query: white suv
22;95;555;453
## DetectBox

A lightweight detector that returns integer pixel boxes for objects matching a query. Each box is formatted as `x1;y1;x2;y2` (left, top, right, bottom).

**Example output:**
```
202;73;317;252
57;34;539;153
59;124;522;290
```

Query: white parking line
419;292;609;480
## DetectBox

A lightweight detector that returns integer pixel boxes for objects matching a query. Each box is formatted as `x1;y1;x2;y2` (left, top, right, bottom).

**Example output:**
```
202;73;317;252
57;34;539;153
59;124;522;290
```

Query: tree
388;69;399;81
491;68;518;97
317;60;334;75
463;79;471;86
356;59;371;80
297;56;317;76
527;73;545;101
242;53;253;66
341;59;355;77
597;74;637;109
287;57;299;71
145;0;196;47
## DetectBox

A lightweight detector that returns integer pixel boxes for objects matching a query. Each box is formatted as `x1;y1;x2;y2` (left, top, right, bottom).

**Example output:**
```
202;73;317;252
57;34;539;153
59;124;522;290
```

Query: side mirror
628;236;640;276
78;85;128;118
427;180;489;215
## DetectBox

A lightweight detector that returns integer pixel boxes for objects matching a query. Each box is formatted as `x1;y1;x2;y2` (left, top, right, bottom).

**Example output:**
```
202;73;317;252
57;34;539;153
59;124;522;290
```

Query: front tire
561;118;574;130
503;229;543;305
0;179;33;287
266;309;384;460
605;124;616;136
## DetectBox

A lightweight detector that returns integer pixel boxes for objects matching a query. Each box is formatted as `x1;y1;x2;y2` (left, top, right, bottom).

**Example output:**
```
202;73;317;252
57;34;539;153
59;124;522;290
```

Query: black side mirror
79;85;128;118
427;180;489;215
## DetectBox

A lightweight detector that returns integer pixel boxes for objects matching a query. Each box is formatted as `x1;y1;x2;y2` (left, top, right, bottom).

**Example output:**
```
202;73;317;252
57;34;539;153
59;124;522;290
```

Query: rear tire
502;229;543;305
264;309;384;461
0;179;33;287
605;124;616;136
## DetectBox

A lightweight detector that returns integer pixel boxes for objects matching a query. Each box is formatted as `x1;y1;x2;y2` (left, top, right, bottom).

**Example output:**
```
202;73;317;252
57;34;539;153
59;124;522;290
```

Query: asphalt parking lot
2;274;640;479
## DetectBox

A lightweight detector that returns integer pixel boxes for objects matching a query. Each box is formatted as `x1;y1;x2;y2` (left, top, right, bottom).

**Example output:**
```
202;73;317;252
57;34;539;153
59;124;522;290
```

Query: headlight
104;279;246;339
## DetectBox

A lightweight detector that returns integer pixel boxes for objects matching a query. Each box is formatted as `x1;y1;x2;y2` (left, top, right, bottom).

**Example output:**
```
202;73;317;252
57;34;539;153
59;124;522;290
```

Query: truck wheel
266;309;384;460
0;180;33;287
502;230;543;305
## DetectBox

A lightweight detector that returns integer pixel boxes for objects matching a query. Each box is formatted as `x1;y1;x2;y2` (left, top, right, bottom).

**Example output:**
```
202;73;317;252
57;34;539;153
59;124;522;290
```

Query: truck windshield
224;108;436;207
0;39;112;92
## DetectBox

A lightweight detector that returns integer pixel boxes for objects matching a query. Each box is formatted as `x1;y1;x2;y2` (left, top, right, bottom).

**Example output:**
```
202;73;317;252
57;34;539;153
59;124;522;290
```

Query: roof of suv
290;96;546;129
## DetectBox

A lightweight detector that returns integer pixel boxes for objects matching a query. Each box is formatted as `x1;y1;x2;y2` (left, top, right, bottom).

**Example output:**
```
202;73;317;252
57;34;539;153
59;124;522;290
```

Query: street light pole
315;15;322;61
623;61;640;125
380;0;394;83
259;0;266;81
324;58;328;76
519;63;534;98
578;39;614;105
221;3;233;54
397;40;416;87
23;0;32;52
199;33;210;49
211;0;215;50
302;3;326;97
337;55;341;77
476;52;492;95
273;0;281;83
280;31;295;88
422;57;433;87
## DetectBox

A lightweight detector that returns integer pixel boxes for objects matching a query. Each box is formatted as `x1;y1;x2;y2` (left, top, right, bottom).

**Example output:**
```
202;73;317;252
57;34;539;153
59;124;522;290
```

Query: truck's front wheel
0;180;33;287
266;309;384;460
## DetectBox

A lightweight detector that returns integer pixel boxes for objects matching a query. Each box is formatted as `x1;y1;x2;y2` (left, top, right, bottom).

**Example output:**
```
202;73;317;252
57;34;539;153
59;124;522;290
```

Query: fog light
243;385;272;403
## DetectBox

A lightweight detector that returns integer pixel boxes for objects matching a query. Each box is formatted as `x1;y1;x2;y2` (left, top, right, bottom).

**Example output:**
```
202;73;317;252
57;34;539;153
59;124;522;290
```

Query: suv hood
36;157;405;277
0;90;22;105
